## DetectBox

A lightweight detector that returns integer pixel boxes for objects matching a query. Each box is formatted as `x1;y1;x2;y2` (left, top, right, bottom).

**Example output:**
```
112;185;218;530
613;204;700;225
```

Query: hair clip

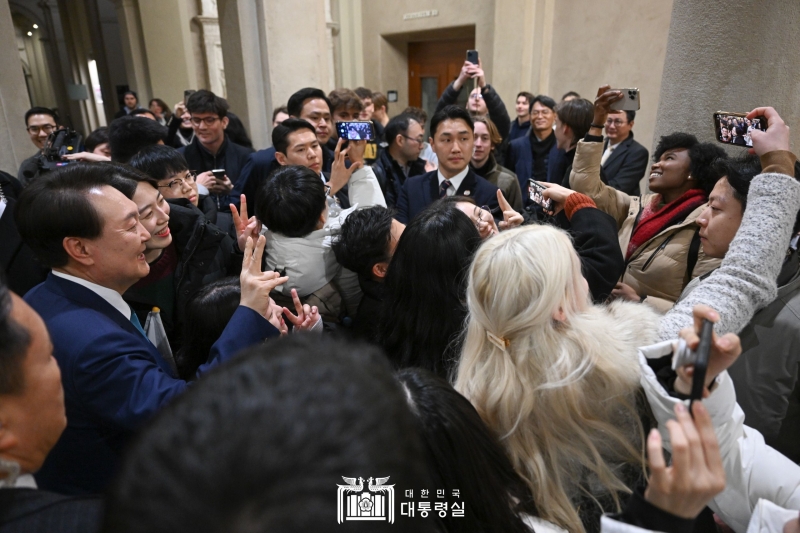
486;331;510;351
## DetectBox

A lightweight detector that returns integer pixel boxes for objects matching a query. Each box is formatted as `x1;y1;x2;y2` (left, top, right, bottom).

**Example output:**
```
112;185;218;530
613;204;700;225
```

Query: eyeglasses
530;110;552;117
402;135;424;144
472;205;491;231
605;119;627;126
159;171;196;191
27;124;56;135
470;93;484;100
190;116;221;127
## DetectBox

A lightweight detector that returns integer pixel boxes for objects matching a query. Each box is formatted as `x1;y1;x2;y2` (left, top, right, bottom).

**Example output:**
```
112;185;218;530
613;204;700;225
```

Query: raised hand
239;235;288;316
747;106;790;156
674;305;742;397
282;288;321;332
592;85;624;131
328;138;364;195
230;194;262;252
496;189;523;230
539;181;574;214
644;402;726;519
209;174;233;195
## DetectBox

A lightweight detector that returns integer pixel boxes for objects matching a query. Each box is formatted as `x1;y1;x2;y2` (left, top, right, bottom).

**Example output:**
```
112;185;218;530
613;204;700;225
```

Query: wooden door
408;37;475;134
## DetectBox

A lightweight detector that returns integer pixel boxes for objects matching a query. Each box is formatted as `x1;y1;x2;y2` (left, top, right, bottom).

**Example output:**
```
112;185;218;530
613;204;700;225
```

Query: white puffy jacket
633;340;800;533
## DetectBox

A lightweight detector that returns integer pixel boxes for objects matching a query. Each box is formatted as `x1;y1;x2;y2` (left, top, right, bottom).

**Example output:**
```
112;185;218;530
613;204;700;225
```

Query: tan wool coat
569;140;720;312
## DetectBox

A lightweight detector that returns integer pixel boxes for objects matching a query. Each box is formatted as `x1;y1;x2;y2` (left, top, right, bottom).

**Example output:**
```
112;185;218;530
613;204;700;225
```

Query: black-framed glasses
26;124;56;135
402;135;424;144
159;170;197;191
189;116;221;127
605;118;627;126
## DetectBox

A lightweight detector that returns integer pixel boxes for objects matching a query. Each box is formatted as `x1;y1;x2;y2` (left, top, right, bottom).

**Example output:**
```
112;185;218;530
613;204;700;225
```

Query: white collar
51;271;132;320
437;166;470;194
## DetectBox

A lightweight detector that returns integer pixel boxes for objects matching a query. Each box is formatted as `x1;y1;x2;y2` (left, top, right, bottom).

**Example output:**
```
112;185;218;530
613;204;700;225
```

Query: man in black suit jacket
600;110;649;195
397;106;500;224
232;88;336;209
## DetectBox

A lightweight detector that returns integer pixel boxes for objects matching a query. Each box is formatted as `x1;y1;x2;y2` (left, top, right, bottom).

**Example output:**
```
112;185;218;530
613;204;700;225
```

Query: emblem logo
337;476;395;524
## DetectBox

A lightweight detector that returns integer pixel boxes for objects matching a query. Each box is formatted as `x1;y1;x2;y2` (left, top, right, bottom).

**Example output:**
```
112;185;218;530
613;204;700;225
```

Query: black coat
353;277;385;342
370;149;427;208
179;136;254;211
435;82;511;141
600;132;650;195
396;169;500;224
0;172;49;295
530;206;624;303
124;201;242;346
0;488;103;533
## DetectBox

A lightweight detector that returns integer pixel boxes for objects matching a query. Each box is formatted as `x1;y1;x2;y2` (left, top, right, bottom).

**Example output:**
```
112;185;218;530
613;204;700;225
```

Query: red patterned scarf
626;189;707;260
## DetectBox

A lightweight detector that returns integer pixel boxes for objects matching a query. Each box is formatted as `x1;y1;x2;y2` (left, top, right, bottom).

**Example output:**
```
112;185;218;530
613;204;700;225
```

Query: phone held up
528;180;553;213
673;318;714;411
466;49;479;65
211;169;226;181
336;121;376;143
714;111;766;148
609;88;640;111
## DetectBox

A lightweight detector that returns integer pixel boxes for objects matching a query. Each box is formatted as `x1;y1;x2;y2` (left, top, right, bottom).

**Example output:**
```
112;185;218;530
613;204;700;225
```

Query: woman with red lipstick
570;85;728;312
106;166;243;353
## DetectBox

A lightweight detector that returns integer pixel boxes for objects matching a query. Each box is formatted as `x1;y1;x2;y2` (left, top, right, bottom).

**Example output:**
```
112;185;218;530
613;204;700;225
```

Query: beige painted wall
655;0;800;155
361;0;495;115
358;0;672;157
0;0;37;174
546;0;673;154
138;0;198;106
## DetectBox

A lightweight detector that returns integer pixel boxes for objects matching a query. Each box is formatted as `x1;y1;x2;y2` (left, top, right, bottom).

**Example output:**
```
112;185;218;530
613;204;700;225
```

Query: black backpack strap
686;228;702;280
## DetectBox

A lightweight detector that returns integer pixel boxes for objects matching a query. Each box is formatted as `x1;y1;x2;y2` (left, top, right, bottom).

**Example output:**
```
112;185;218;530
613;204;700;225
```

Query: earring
687;175;693;181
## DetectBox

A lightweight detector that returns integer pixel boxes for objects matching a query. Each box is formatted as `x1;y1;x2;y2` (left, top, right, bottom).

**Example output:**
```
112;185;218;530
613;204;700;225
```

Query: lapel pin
464;190;471;196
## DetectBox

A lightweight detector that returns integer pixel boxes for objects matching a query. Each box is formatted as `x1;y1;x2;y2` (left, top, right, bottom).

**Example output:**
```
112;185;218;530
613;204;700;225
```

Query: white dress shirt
601;141;619;166
0;197;6;220
437;166;470;197
51;270;133;320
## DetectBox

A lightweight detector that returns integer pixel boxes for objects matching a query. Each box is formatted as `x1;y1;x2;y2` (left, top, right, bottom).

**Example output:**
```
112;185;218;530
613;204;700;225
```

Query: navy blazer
25;274;279;495
600;132;649;195
505;134;564;206
395;169;500;224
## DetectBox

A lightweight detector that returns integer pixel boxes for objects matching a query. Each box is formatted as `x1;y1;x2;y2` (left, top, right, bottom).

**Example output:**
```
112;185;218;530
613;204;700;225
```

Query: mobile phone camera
627;90;636;100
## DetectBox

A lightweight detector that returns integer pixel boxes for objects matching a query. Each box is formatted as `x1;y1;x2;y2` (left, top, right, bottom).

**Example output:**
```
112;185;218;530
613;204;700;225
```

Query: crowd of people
2;62;800;533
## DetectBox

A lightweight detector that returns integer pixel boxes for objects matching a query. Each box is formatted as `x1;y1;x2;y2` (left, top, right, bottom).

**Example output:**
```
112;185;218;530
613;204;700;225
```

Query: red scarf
626;189;707;260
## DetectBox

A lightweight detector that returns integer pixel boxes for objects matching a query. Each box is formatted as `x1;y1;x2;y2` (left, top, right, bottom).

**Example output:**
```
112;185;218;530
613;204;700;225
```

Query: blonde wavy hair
454;225;646;533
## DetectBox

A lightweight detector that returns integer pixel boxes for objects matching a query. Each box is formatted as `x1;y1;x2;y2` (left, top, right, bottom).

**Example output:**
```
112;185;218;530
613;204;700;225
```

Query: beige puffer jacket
569;140;720;312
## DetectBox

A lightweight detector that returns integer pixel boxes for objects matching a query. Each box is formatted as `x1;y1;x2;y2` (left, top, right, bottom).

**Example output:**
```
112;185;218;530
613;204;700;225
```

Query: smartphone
714;111;766;148
609;88;640;111
211;169;226;181
184;89;196;102
689;319;714;409
466;50;479;65
528;180;553;212
336;121;376;142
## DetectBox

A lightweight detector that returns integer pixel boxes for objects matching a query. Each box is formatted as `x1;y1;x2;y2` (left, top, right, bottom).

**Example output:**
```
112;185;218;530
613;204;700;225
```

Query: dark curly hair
653;132;727;194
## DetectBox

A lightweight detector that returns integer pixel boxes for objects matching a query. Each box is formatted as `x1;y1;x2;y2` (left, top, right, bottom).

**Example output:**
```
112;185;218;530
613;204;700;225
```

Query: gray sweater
659;171;800;342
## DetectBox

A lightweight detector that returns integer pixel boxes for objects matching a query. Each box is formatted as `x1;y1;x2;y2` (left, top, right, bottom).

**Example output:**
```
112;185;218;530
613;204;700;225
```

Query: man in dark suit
232;88;336;209
0;280;103;532
599;110;649;195
396;106;500;224
179;90;254;212
16;163;286;495
505;95;564;206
